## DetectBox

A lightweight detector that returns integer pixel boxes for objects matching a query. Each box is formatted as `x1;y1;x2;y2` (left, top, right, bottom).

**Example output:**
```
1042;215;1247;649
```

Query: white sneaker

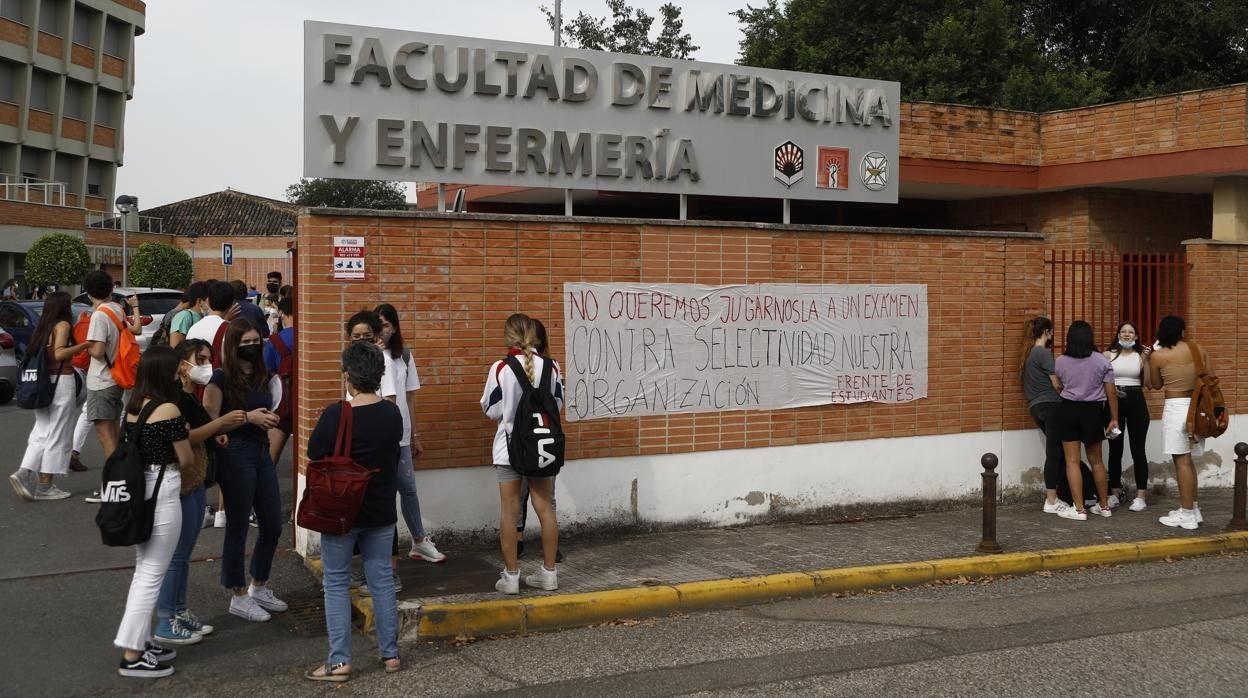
1089;503;1113;518
1042;499;1063;514
524;566;559;591
409;537;447;563
248;585;288;612
495;570;520;595
229;594;271;622
1107;494;1120;509
9;469;34;501
1129;497;1147;512
1058;507;1088;521
1159;508;1199;530
1194;504;1203;524
213;510;227;528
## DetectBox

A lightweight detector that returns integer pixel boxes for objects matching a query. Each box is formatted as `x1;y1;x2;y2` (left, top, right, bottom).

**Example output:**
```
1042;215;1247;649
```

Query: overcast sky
117;1;746;209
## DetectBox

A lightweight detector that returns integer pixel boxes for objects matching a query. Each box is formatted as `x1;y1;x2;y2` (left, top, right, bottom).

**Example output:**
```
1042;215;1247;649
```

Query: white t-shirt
345;351;398;403
389;350;422;447
86;301;124;390
186;314;227;346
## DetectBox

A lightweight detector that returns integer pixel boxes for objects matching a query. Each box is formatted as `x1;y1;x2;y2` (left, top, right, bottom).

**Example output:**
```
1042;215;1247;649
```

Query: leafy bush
129;242;192;289
24;234;91;288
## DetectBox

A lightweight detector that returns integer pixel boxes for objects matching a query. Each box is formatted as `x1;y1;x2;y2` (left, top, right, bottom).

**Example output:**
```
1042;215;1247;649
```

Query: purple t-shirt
1054;353;1114;402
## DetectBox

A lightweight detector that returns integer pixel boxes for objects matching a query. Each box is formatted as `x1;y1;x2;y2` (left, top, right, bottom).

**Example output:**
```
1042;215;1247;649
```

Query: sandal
381;657;401;673
304;662;351;682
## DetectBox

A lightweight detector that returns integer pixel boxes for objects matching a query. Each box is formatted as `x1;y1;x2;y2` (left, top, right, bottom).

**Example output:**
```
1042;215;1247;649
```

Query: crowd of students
1021;314;1213;528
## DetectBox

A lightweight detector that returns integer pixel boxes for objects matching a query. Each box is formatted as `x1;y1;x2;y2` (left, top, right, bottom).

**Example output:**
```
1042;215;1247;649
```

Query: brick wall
181;235;292;289
295;212;1046;473
1185;241;1248;414
0;200;85;230
901;102;1040;165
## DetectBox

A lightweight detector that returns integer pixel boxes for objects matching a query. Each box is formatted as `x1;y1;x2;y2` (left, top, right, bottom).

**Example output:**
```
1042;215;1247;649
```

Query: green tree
286;178;408;210
129;243;192;289
23;234;90;288
542;0;700;58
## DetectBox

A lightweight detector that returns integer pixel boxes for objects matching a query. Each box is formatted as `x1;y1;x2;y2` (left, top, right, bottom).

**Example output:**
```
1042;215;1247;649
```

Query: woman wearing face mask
153;340;248;646
203;318;285;622
1103;321;1152;511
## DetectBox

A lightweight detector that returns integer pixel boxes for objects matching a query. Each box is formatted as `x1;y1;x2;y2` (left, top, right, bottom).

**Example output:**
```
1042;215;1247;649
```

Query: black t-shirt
209;369;271;444
307;400;402;530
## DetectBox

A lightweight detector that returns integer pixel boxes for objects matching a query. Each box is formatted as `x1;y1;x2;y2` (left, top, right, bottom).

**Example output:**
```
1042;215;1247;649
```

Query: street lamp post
188;230;198;280
281;220;295;286
114;194;138;287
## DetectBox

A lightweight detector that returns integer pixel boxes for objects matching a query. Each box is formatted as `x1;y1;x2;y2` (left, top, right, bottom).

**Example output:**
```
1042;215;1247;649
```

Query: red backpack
296;402;376;535
268;330;294;433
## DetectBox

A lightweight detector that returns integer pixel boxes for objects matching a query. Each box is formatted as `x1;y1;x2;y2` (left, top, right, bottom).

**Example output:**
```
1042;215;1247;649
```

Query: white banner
563;283;927;422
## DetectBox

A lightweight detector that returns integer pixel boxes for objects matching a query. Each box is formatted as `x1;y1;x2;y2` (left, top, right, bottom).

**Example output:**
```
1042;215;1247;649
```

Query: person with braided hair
481;313;563;595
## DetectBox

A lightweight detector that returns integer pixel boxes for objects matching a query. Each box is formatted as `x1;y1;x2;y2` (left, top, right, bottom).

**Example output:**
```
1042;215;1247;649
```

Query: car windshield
137;296;181;316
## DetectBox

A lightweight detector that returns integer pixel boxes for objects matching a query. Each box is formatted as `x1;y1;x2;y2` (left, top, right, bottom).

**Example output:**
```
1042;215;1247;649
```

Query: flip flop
304;662;351;682
381;657;401;673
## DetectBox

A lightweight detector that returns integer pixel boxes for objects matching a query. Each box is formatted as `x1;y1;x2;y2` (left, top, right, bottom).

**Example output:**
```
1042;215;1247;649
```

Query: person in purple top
1053;321;1119;521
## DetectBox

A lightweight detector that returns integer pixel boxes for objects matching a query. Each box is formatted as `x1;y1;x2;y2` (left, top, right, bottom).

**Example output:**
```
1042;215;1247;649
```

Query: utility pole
554;0;561;46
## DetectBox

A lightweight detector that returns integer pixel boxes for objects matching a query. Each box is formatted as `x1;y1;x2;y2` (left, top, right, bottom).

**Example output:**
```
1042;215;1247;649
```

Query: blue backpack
16;344;61;409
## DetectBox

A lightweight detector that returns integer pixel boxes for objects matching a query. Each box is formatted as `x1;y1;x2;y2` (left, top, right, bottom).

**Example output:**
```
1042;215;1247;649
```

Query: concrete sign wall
303;21;900;203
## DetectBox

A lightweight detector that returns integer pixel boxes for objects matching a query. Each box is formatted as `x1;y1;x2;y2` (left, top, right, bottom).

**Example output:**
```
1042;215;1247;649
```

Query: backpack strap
333;400;353;457
1184;340;1208;379
536;356;553;393
504;355;535;392
270;331;291;359
97;305;126;368
211;321;228;368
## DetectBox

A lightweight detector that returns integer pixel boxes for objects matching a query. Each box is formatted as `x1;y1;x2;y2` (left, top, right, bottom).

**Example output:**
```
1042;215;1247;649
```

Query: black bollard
1226;442;1248;533
976;453;1002;554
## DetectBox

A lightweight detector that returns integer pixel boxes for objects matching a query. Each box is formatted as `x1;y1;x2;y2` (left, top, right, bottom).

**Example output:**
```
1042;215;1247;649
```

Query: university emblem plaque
773;141;805;188
860;151;889;191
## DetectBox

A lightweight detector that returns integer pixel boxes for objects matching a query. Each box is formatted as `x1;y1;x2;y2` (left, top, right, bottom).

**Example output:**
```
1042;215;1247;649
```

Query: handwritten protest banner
563;283;927;422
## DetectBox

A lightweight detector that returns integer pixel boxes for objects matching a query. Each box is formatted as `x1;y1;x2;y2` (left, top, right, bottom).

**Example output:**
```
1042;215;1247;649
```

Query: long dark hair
374;303;404;360
534;318;551;360
220;317;268;411
126;345;183;415
29;291;73;354
1063;321;1098;358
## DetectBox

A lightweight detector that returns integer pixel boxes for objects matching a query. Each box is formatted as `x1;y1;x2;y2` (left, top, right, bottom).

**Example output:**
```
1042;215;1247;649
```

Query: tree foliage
24;234;90;288
542;0;699;59
285;178;408;210
734;0;1248;111
129;243;192;290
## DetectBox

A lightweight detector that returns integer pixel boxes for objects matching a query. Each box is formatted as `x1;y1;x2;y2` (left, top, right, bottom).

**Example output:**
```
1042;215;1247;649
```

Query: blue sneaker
152;615;202;647
175;609;214;636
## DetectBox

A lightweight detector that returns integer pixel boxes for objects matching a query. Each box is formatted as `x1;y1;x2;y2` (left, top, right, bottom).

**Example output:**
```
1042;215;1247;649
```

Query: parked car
71;287;182;351
0;300;95;361
0;330;16;404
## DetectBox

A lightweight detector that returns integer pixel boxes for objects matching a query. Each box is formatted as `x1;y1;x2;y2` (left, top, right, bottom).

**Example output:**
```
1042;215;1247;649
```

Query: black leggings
1107;387;1150;492
1031;401;1094;505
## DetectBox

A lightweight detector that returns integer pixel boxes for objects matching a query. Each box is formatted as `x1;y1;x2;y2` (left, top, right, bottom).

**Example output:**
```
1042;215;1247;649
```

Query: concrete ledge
312;532;1248;641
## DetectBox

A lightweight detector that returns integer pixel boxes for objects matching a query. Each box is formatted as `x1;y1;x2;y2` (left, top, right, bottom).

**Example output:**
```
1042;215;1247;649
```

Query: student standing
83;270;142;462
168;281;210;349
1149;316;1211;530
1054;321;1119;521
1103;321;1152;511
10;292;88;501
113;346;193;678
516;319;563;561
202;318;286;621
263;296;296;466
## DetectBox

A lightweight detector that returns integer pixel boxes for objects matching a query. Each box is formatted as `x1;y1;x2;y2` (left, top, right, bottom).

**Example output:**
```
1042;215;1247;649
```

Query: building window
93;89;114;126
29;69;52;111
20;147;46;182
38;0;60;35
54;152;77;192
1;0;26;23
102;17;124;56
72;2;95;45
85;158;103;195
63;78;85;118
0;60;17;103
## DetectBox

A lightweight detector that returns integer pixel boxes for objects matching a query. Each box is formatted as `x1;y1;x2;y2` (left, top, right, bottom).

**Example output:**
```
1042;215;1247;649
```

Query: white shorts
1162;398;1204;457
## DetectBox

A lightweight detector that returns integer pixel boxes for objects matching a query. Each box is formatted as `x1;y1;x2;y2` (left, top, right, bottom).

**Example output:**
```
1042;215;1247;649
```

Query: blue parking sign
222;243;233;266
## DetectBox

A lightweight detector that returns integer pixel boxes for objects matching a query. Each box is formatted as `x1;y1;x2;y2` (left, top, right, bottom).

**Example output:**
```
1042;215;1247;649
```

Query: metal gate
1045;251;1187;350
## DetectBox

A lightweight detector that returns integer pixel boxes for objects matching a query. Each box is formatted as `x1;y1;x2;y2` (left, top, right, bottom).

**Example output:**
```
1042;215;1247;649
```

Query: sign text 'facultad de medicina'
303;22;900;203
563;284;927;422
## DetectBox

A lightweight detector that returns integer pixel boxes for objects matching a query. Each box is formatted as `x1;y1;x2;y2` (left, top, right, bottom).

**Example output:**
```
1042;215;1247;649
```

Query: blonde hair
503;313;538;383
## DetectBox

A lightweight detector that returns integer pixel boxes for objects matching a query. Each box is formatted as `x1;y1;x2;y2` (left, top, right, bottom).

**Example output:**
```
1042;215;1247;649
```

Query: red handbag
296;402;376;535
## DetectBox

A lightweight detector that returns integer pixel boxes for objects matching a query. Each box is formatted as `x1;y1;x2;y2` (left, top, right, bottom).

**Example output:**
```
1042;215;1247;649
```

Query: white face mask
186;362;213;385
1120;340;1135;349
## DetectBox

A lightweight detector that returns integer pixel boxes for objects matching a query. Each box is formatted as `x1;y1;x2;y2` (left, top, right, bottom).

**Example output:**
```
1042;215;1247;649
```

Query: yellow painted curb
810;562;933;593
524;585;681;633
930;552;1044;579
1222;531;1248;552
1136;535;1227;561
1042;542;1139;570
419;600;525;639
674;572;816;611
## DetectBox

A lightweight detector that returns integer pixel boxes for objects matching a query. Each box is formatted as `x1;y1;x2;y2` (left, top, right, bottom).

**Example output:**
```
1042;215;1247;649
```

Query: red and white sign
816;147;850;190
332;236;365;280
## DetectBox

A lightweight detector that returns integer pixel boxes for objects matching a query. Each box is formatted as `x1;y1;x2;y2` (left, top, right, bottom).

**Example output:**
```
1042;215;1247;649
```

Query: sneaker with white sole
153;615;202;647
495;570;520;595
248;585;288;612
143;642;176;662
1194;504;1203;524
213;510;227;528
34;483;72;500
1089;503;1113;518
229;593;271;622
118;650;174;678
409;538;447;563
1107;494;1120;509
1159;508;1199;530
9;469;34;501
524;566;559;591
84;489;103;504
1058;507;1088;521
1042;500;1063;514
1129;497;1147;512
175;609;213;636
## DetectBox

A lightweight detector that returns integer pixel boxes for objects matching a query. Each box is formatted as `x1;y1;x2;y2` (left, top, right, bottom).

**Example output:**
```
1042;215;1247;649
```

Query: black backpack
96;400;167;547
503;355;565;477
148;310;178;348
16;343;60;409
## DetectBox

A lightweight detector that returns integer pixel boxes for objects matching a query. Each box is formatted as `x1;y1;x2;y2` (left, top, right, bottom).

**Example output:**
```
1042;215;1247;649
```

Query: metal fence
1046;250;1187;350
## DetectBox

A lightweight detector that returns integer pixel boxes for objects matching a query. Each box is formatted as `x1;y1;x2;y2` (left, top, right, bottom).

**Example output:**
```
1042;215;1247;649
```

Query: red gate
1046;251;1187;351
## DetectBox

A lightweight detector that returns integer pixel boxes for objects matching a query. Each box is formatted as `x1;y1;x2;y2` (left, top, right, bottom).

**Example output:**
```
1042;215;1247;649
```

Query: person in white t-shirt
375;304;445;564
185;282;237;361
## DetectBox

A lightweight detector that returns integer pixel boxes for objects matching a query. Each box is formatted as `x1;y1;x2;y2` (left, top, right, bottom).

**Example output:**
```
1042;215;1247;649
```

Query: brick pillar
1184;240;1248;413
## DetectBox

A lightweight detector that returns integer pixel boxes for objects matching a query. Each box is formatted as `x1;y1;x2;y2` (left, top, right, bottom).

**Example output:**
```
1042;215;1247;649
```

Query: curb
408;531;1248;640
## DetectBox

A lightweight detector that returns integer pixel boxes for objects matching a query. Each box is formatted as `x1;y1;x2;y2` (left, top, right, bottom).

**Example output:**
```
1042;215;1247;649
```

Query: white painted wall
294;414;1248;557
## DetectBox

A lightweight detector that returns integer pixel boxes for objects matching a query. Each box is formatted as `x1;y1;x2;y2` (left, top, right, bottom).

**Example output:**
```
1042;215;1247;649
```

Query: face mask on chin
1120;340;1135;349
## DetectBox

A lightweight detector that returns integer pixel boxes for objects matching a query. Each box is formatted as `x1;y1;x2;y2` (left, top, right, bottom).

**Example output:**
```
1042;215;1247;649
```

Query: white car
73;287;183;351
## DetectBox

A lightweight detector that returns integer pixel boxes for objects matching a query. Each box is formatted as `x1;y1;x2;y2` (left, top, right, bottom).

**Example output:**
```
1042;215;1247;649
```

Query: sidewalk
327;489;1247;640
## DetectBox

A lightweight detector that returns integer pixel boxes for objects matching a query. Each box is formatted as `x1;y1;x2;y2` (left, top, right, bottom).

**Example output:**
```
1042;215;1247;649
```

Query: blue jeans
156;486;207;618
320;526;398;664
216;438;282;589
394;445;426;541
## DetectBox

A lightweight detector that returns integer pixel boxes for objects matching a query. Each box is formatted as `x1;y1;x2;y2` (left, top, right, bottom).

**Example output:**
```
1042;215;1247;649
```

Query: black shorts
1060;399;1106;444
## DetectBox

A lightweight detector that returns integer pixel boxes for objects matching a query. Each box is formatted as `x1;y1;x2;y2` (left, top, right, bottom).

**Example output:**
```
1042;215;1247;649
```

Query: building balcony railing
0;173;71;207
86;210;165;234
